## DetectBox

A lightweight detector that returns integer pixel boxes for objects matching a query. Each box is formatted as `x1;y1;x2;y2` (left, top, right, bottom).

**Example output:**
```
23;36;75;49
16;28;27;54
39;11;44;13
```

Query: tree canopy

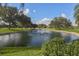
0;3;33;29
74;4;79;26
49;17;72;29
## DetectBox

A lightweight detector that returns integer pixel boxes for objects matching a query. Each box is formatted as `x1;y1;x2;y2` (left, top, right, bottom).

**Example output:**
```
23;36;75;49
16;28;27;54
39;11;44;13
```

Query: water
0;29;79;48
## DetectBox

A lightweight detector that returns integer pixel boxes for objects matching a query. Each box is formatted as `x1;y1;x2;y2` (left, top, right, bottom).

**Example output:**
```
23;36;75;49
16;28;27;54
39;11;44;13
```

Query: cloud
23;8;30;15
36;18;52;25
33;10;36;13
61;13;67;18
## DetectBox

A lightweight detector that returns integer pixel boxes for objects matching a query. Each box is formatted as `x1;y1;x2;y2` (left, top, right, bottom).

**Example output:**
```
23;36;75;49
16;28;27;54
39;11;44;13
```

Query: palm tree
74;4;79;26
0;4;18;29
20;3;25;9
4;3;8;7
19;3;25;15
0;3;2;7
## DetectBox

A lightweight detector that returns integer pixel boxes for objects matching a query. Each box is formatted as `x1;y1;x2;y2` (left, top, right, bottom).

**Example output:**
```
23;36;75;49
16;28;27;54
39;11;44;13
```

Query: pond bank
29;28;79;36
0;28;32;35
0;47;42;56
1;28;79;36
46;29;79;36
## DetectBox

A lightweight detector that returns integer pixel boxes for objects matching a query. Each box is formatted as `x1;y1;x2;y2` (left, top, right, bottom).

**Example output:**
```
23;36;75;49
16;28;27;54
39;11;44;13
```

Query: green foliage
0;6;18;22
15;14;32;27
0;3;33;28
42;37;65;56
74;4;79;26
42;36;79;56
49;17;72;29
38;24;47;28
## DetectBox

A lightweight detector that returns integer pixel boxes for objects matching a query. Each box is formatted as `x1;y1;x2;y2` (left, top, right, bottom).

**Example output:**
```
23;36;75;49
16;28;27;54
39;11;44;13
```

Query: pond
0;29;79;48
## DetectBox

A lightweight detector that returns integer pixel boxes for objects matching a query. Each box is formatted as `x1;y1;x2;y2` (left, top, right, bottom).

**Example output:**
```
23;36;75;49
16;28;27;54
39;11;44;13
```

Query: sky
8;3;77;25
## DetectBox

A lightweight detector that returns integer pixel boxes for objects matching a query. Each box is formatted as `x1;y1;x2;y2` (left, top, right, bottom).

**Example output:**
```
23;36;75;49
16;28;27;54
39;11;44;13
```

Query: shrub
42;37;79;56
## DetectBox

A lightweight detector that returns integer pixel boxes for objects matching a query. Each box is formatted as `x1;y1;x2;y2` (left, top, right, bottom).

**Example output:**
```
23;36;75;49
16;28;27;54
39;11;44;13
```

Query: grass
0;47;42;56
1;27;79;34
44;28;79;34
0;28;32;34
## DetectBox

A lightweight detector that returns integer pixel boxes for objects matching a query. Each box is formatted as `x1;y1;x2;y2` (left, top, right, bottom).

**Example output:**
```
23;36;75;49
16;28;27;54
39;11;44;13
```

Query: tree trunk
8;22;11;30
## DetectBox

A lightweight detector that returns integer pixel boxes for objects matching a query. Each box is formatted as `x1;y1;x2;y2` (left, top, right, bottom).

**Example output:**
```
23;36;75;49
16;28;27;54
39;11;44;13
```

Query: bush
42;37;65;56
42;37;79;56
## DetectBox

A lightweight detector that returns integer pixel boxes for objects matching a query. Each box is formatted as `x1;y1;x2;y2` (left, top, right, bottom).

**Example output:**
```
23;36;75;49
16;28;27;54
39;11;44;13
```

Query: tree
38;24;47;28
0;3;33;28
0;5;18;29
15;3;33;28
0;3;2;7
74;4;79;26
4;3;8;7
32;24;38;28
19;3;25;15
15;14;32;28
20;3;25;9
49;17;72;29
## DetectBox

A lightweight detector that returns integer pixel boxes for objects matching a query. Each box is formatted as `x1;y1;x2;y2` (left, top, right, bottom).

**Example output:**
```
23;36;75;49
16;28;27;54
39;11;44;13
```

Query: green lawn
1;28;79;34
0;28;32;34
0;47;42;56
45;28;79;33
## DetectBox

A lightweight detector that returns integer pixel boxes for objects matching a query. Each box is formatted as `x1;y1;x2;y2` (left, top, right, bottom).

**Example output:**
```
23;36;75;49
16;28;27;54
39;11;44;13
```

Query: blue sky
8;3;77;25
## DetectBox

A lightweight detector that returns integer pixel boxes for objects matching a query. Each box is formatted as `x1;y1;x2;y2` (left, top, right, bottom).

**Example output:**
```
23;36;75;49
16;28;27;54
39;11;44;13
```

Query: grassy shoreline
0;28;79;35
0;47;42;56
0;28;42;56
43;28;79;36
0;28;32;35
